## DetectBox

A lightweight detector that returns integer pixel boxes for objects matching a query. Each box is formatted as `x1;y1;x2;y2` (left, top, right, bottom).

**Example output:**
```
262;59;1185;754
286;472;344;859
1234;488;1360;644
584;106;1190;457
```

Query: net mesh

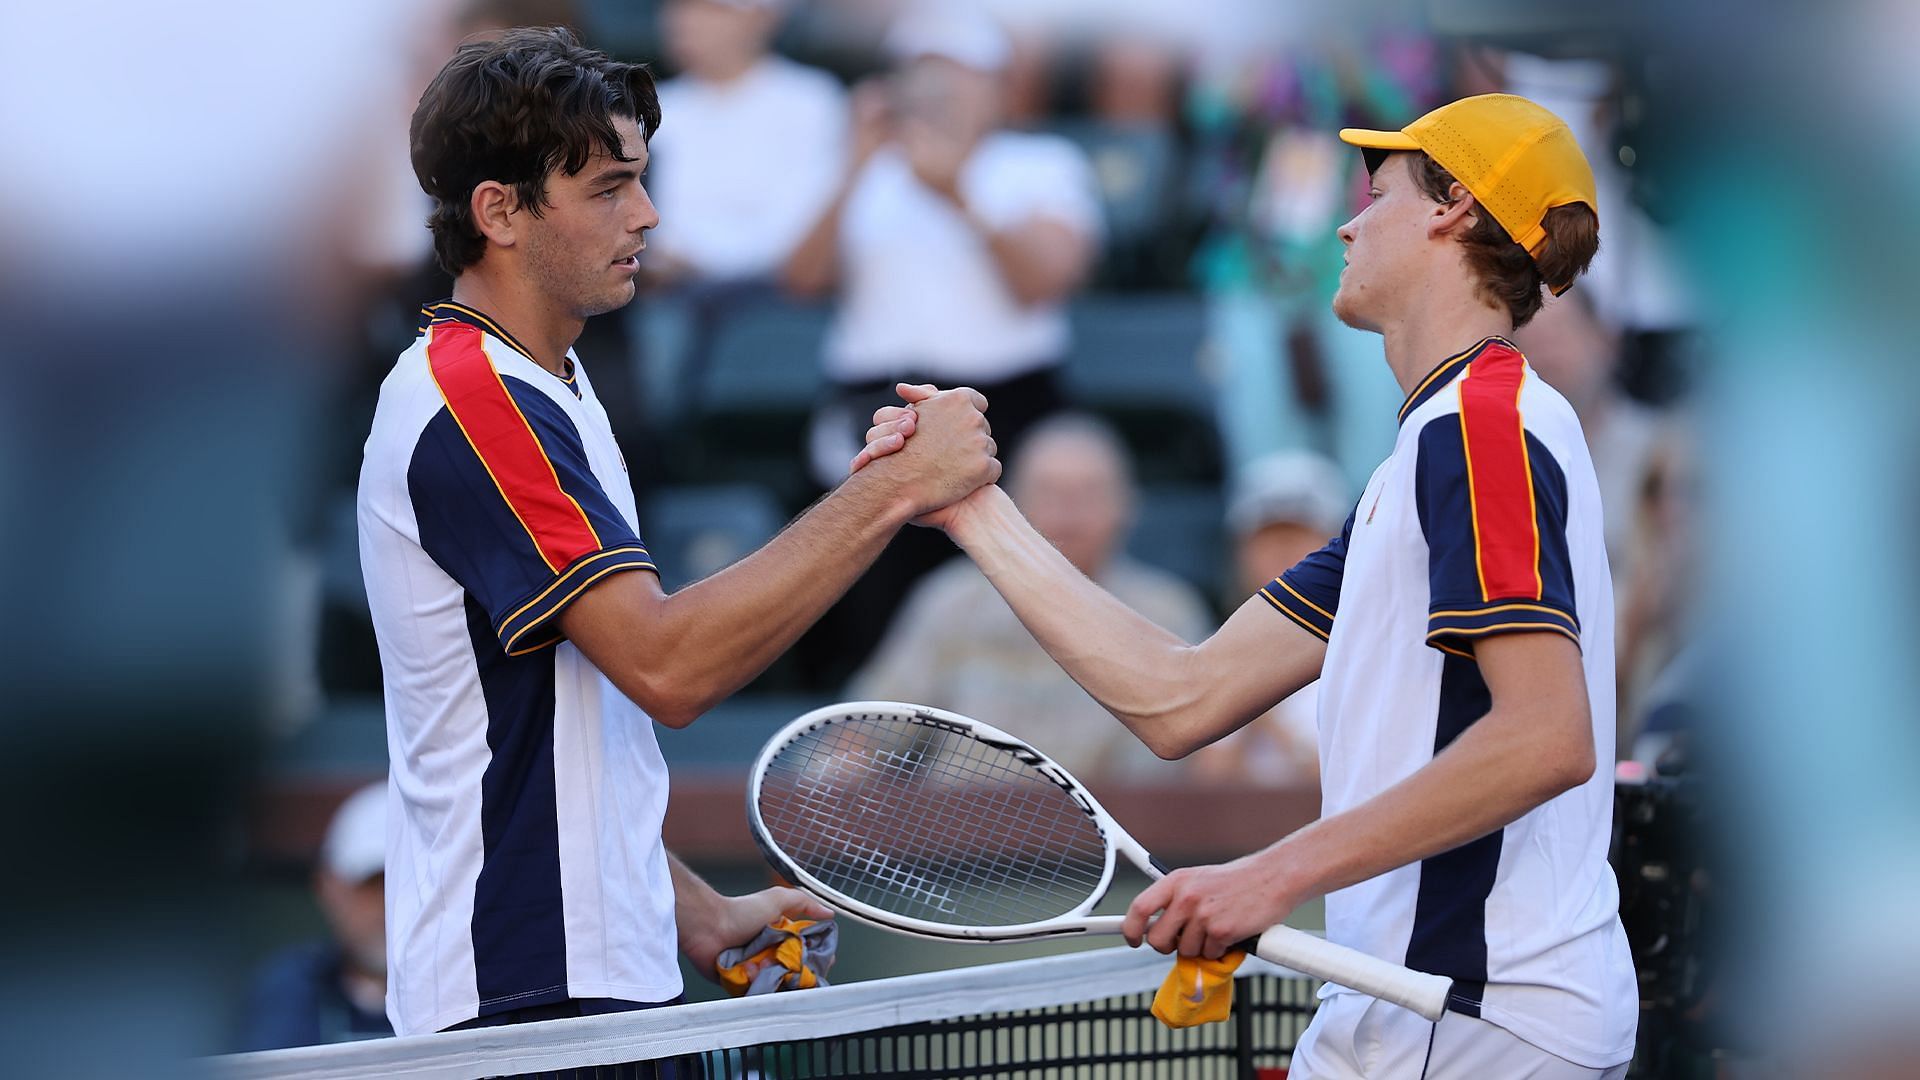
208;948;1321;1080
756;712;1113;928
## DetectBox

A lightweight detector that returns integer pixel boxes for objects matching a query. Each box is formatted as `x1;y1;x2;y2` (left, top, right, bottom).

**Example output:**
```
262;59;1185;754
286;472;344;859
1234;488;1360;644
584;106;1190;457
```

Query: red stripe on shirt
1457;343;1541;601
426;323;601;572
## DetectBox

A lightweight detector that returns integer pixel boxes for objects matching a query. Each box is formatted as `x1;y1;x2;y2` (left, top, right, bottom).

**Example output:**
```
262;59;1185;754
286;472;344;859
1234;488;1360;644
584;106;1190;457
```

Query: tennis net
208;946;1320;1079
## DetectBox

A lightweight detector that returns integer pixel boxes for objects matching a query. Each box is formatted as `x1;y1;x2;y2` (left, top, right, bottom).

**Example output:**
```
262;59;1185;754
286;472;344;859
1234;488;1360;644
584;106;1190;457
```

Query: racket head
747;701;1123;942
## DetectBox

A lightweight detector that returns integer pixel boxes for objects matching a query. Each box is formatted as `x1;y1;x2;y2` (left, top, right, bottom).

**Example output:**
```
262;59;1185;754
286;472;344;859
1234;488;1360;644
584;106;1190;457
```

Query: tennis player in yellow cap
855;93;1636;1077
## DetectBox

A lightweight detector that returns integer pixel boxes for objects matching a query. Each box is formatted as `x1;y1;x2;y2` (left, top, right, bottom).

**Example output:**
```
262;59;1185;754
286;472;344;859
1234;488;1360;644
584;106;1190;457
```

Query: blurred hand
1121;850;1305;961
899;114;972;204
849;80;893;168
681;885;834;984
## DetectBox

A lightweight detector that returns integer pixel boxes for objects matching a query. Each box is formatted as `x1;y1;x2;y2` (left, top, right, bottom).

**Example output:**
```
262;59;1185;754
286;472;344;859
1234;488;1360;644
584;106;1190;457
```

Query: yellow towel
1151;951;1247;1027
715;917;835;997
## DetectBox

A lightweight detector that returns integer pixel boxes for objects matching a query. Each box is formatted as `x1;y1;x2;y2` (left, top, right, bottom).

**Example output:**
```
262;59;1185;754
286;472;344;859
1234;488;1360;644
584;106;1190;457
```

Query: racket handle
1246;925;1454;1022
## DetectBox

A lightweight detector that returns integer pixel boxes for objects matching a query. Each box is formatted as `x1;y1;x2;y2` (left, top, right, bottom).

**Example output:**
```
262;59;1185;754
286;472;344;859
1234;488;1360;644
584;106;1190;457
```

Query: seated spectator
1185;451;1348;787
645;0;848;285
848;414;1207;780
237;782;392;1050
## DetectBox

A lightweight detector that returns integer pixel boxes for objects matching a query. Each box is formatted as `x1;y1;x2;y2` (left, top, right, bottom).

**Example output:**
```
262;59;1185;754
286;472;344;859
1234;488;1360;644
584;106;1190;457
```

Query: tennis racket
747;701;1455;1021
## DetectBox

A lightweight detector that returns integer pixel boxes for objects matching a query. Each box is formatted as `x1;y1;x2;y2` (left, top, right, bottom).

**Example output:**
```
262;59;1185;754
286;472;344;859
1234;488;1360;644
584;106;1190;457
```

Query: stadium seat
639;484;788;592
676;294;832;503
692;295;832;413
1125;484;1228;602
1066;293;1222;484
1047;120;1183;287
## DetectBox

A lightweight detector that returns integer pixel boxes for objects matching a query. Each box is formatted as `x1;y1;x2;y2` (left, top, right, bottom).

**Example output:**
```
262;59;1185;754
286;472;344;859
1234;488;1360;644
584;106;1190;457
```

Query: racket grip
1246;925;1453;1022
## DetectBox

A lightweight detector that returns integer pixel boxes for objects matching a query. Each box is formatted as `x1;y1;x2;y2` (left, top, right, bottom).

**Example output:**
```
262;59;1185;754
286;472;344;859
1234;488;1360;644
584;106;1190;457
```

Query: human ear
471;181;518;249
1429;182;1478;238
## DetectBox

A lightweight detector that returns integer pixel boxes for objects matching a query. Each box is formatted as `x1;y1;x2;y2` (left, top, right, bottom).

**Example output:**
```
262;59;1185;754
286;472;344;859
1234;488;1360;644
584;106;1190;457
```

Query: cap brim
1337;128;1419;151
1339;129;1419;176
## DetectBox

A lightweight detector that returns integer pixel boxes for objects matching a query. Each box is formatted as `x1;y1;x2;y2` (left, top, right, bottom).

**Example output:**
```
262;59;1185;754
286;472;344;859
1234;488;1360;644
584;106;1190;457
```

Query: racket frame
747;701;1148;944
746;700;1456;1021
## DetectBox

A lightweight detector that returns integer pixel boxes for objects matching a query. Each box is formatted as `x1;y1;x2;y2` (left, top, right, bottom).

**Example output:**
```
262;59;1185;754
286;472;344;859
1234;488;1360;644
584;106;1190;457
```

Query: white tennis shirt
358;301;680;1036
824;130;1103;384
648;57;848;280
1262;337;1637;1067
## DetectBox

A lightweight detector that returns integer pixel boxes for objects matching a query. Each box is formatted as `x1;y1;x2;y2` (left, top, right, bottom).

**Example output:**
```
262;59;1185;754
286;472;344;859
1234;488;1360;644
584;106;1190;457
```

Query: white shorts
1291;993;1630;1079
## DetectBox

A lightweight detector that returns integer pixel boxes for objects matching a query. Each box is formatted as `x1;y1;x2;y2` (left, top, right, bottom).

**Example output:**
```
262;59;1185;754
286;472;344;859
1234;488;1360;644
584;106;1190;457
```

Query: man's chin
580;282;638;319
1330;290;1378;334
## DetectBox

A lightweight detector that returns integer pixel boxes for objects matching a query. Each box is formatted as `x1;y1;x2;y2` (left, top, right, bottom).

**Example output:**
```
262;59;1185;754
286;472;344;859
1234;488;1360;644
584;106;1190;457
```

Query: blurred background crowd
5;0;1916;1076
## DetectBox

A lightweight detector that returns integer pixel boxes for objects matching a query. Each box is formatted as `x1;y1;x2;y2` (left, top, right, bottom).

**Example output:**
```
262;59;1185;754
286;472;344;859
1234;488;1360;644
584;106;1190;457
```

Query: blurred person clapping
784;1;1103;487
784;1;1102;685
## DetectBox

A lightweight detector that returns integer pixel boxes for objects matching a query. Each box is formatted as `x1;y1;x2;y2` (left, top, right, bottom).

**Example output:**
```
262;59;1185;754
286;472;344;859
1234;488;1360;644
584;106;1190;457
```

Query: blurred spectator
787;0;1103;685
1512;288;1664;582
785;1;1102;482
1186;40;1429;495
848;415;1207;780
1185;451;1347;787
1502;53;1696;339
1616;427;1699;753
237;782;391;1051
645;0;848;284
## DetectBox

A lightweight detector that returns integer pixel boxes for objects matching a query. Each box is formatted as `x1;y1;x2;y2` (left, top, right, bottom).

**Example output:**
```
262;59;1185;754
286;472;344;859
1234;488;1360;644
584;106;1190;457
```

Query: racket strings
758;713;1110;927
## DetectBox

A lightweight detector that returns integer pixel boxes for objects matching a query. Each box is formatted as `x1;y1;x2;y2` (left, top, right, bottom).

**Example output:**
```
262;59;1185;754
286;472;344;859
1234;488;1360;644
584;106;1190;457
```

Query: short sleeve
967;134;1106;242
1415;361;1579;659
408;325;656;655
1258;509;1356;642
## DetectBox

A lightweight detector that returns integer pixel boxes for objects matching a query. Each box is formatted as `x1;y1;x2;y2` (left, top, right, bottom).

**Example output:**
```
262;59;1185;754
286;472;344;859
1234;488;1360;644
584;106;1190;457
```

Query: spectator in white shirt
785;1;1103;484
784;2;1103;685
645;0;848;284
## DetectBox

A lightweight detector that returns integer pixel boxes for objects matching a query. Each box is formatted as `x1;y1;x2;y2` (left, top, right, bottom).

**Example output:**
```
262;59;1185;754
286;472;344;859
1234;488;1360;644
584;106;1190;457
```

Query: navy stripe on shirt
1404;653;1502;1016
463;594;571;1015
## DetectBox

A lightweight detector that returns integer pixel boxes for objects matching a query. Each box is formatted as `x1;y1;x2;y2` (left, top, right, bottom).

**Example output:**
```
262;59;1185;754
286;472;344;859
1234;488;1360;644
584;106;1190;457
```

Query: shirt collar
418;299;576;385
1396;336;1516;426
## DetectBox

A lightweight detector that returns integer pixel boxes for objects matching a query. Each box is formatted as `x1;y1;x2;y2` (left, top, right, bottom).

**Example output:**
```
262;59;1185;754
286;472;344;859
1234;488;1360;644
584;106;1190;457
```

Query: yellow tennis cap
1339;93;1597;260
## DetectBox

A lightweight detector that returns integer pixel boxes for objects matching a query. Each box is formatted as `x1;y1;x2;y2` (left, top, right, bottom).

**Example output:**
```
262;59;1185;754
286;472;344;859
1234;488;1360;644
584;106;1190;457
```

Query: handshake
845;382;1000;531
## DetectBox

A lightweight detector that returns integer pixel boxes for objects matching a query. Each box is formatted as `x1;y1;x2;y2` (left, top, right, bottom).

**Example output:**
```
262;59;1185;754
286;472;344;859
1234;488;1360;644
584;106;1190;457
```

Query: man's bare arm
1124;631;1598;958
941;483;1325;758
559;389;998;727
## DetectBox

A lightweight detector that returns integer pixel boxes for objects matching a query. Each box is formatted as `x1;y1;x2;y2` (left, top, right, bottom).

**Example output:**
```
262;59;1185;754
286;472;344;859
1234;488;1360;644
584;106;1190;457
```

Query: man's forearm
1261;699;1596;905
668;852;722;949
946;486;1306;756
637;470;914;723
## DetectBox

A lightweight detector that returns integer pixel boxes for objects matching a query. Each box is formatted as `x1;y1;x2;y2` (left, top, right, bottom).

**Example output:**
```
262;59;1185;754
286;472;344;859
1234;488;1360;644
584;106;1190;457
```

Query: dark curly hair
1404;154;1599;329
410;26;661;276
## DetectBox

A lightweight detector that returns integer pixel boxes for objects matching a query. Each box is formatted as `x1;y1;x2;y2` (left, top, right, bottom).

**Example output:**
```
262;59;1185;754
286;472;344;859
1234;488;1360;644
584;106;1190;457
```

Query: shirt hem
1474;1000;1636;1070
1312;986;1634;1070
